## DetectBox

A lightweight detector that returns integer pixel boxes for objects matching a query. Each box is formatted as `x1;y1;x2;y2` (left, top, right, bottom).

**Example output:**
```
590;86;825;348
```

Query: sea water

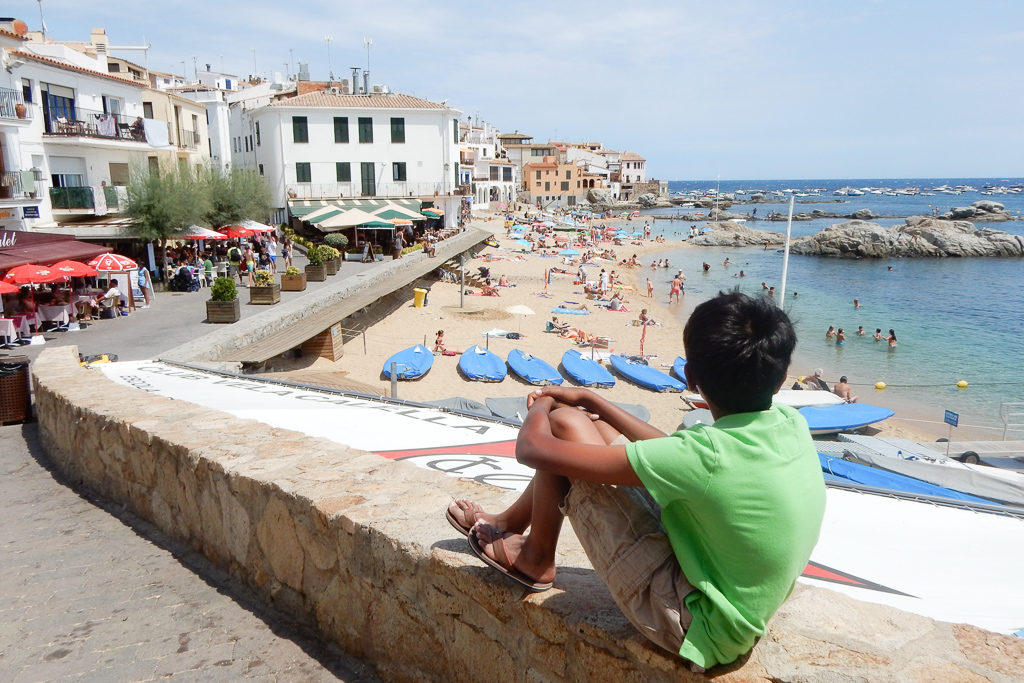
640;178;1024;433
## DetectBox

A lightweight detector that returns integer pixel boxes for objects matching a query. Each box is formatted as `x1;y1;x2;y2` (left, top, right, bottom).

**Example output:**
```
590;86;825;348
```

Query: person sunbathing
480;284;501;297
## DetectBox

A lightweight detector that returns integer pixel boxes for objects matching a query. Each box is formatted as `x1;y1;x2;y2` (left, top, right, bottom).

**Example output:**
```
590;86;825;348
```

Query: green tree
125;162;210;274
203;166;273;228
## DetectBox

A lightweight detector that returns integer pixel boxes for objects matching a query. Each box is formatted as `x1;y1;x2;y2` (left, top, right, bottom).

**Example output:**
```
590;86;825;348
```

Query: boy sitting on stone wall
446;291;826;670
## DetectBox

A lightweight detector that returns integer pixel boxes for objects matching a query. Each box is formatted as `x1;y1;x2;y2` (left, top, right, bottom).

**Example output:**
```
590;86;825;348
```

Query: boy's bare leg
472;407;619;583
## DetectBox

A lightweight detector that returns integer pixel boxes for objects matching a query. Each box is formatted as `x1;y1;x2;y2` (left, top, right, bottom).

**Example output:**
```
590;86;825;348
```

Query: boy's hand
527;386;596;414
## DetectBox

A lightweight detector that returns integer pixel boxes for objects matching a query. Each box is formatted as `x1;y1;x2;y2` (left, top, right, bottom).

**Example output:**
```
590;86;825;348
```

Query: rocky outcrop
940;200;1011;222
636;193;658;207
586;188;615;205
690;221;785;246
791;217;1024;258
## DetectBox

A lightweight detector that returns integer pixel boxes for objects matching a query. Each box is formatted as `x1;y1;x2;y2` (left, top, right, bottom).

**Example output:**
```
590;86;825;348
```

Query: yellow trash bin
413;287;427;308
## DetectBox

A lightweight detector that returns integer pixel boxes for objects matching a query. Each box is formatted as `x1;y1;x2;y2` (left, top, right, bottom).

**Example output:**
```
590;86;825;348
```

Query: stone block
256;495;304;591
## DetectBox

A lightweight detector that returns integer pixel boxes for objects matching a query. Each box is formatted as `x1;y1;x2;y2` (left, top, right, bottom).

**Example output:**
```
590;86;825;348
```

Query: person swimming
887;329;898;348
836;328;846;345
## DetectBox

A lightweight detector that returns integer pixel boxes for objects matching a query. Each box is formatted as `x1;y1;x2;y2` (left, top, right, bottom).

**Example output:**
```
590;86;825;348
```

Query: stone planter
333;256;343;271
324;259;338;276
280;272;306;291
206;299;240;323
248;283;281;305
305;264;327;282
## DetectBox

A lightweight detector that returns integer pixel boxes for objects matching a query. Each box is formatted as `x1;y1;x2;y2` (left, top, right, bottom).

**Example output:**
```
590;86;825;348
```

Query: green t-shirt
625;404;825;669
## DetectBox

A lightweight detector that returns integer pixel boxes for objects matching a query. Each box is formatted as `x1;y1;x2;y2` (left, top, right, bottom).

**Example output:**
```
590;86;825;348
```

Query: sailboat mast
778;194;794;303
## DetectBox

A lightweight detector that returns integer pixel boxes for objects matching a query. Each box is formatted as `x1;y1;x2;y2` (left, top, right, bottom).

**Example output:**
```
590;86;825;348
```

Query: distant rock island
790;217;1024;258
690;221;785;246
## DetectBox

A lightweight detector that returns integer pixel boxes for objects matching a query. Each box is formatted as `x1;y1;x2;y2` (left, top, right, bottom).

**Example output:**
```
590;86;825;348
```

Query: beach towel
552;307;590;315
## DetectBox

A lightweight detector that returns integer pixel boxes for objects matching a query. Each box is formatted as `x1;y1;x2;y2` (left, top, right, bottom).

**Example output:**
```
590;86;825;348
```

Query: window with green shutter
358;117;373;143
296;162;311;182
336;162;351;182
392;162;407;181
390;117;405;143
292;116;308;143
334;117;349;143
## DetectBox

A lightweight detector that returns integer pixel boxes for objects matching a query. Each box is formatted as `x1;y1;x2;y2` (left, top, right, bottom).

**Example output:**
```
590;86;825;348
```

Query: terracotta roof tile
0;28;29;41
620;152;646;160
10;50;141;85
269;91;451;110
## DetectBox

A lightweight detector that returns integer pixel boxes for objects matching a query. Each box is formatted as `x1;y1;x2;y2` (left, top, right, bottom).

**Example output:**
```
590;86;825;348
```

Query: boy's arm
527;387;666;442
516;395;644;486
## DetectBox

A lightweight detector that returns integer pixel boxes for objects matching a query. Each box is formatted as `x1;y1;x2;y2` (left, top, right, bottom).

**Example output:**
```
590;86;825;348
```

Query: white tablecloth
38;304;74;324
10;313;36;336
0;318;17;343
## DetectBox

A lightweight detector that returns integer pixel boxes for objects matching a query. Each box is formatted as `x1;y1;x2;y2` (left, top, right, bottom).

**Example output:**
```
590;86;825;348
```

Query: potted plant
280;265;306;291
15;103;27;119
305;245;327;282
206;276;240;323
321;245;341;275
324;233;348;269
249;269;281;304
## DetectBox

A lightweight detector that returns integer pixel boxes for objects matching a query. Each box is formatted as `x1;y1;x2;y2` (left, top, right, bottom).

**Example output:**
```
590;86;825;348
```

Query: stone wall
32;348;1024;681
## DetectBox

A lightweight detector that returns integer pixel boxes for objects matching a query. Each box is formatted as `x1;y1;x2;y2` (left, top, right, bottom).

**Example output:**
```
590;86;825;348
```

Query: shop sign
23;206;40;218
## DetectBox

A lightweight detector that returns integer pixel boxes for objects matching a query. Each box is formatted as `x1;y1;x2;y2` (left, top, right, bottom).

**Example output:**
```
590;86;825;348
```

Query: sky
10;0;1024;180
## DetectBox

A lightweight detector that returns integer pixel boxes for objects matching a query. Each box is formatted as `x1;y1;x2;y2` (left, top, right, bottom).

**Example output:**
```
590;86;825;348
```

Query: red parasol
3;263;58;284
49;259;99;278
0;280;18;294
218;225;257;239
88;253;138;271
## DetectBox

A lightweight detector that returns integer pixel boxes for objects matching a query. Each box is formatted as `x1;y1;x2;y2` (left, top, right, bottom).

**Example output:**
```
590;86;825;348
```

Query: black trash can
0;356;32;424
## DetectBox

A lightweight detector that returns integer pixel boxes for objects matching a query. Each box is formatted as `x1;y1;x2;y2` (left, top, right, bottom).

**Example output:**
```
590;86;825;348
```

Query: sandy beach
266;210;959;443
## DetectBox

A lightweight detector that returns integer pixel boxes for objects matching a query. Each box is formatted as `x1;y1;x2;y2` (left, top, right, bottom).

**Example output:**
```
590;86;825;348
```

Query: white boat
681;388;843;411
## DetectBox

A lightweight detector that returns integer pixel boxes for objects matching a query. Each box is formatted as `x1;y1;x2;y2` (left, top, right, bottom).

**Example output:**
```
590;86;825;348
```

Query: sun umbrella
218;225;257;239
240;219;276;233
514;239;532;248
4;263;54;284
88;253;137;271
179;225;228;240
0;280;17;294
558;249;580;257
49;260;98;278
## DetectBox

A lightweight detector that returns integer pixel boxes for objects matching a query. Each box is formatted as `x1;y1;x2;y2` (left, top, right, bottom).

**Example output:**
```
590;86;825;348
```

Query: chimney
351;67;361;93
362;70;369;96
297;62;309;81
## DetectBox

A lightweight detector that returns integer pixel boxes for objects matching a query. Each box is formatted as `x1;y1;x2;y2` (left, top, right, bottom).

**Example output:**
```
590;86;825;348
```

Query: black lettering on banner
474;473;532;488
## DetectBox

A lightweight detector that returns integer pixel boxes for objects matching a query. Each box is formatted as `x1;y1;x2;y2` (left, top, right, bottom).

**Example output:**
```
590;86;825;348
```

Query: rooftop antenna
36;0;47;38
324;35;334;80
363;37;373;72
252;47;257;78
288;48;294;77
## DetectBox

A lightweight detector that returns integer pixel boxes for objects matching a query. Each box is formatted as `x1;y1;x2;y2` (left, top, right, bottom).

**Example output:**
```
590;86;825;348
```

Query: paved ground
0;256;396;682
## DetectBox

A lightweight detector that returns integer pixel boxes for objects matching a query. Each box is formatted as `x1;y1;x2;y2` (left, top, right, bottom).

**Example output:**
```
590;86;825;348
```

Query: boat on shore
382;345;433;380
561;349;615;387
459;345;507;382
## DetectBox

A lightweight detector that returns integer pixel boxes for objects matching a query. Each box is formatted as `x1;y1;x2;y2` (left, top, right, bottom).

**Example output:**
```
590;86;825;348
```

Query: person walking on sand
646;277;654;298
445;293;825;672
669;274;683;304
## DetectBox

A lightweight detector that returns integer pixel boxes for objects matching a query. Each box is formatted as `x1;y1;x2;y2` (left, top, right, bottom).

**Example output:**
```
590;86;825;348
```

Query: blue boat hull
459;345;507;382
507;349;563;385
609;355;686;392
799;403;895;435
560;350;615;387
382;345;434;380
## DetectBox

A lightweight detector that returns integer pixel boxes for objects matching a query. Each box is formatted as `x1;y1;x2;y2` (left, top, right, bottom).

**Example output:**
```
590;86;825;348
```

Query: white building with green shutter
235;88;463;226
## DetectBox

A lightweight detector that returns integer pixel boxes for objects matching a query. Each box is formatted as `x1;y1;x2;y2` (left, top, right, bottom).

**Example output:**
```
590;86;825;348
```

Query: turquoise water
643;178;1024;432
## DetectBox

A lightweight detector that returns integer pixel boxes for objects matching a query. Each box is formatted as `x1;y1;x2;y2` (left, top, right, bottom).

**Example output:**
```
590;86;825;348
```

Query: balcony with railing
48;185;124;212
0;170;41;200
0;88;31;121
42;105;164;143
177;128;200;150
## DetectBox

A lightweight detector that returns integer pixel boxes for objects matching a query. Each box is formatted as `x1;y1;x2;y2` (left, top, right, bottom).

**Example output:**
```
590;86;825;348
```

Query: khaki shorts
562;478;696;656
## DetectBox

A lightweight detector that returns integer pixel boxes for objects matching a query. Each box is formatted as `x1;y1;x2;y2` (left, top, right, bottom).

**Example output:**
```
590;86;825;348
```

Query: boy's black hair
683;291;796;414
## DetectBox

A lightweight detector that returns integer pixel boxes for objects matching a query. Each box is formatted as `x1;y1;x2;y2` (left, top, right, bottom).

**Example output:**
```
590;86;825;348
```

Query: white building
0;23;210;236
458;118;517;212
236;87;463;226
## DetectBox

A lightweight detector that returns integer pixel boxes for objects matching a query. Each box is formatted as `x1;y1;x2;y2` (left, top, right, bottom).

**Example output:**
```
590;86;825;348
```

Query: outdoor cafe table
0;318;18;346
38;303;74;325
10;313;37;336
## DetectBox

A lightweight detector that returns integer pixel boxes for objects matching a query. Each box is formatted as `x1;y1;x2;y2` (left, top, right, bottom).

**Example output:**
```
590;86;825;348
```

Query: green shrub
253;269;274;286
321;245;340;260
210;277;238;301
306;245;326;265
285;266;301;276
324;233;349;251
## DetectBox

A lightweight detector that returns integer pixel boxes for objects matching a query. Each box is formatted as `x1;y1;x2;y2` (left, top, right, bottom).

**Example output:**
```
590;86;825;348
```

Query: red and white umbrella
240;219;276;233
179;225;229;241
49;259;98;278
88;253;138;271
217;225;257;239
3;263;57;284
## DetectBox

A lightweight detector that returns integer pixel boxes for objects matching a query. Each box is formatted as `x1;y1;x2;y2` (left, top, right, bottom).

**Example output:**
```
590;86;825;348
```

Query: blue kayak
560;349;615;388
672;356;687;384
382;345;433;380
507;349;563;386
459;345;507;382
609;355;686;392
799;403;896;435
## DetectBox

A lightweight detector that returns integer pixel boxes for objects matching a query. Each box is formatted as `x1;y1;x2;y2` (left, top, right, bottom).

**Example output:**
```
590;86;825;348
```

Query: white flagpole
778;194;794;304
